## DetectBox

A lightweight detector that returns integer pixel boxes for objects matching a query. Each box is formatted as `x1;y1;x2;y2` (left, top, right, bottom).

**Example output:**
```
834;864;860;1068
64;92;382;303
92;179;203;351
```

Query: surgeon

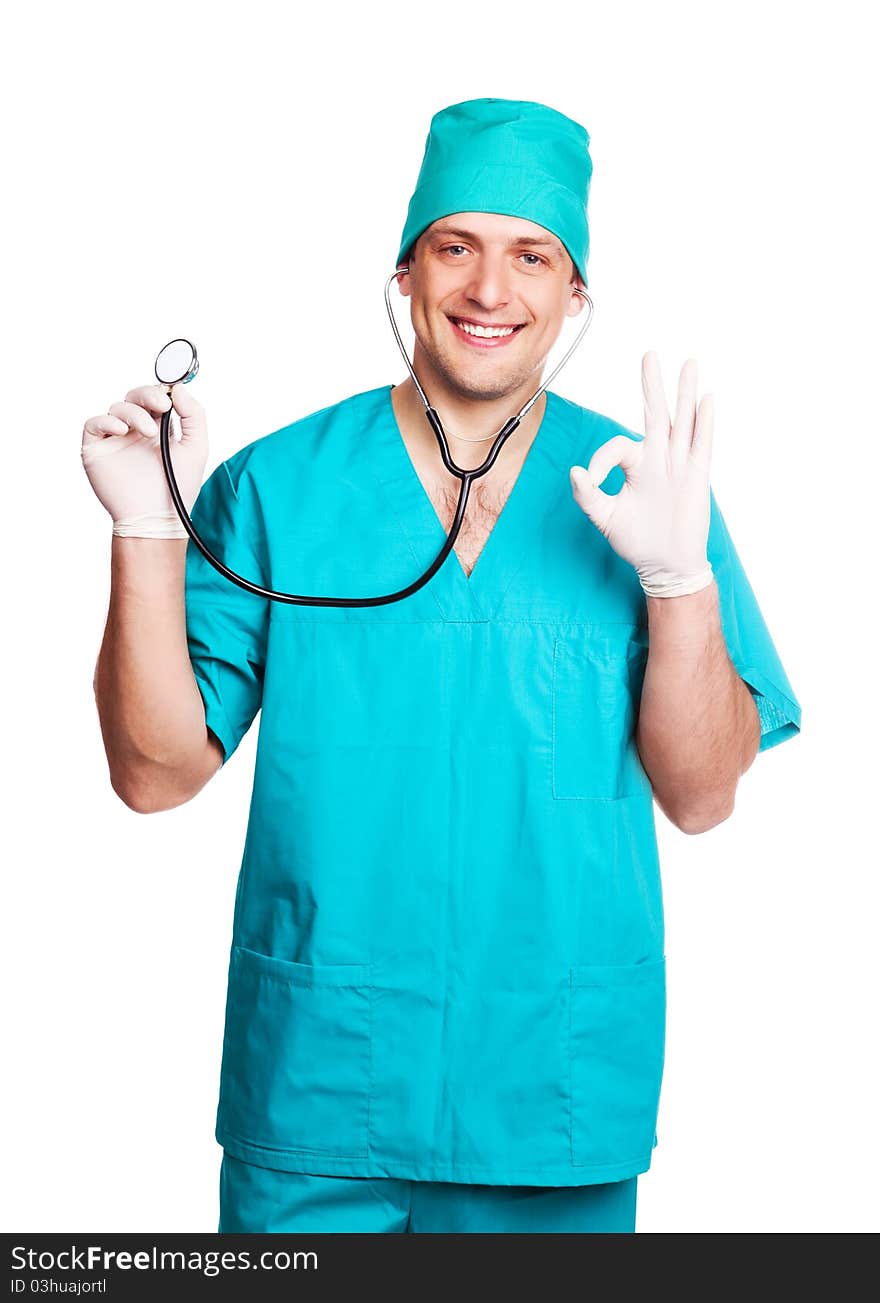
82;98;802;1234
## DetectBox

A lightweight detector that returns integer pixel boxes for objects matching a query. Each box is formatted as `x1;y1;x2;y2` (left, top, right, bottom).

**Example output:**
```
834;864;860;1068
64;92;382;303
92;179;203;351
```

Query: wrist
644;577;724;652
637;560;713;599
112;512;189;539
110;533;189;601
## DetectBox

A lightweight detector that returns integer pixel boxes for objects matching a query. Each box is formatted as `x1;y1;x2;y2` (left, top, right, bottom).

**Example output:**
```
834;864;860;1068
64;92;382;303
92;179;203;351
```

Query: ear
566;274;587;318
397;267;412;298
396;245;415;298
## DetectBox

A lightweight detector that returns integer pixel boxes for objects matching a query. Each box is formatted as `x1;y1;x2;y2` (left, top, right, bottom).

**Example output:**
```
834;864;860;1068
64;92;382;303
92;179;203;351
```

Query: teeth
455;320;517;338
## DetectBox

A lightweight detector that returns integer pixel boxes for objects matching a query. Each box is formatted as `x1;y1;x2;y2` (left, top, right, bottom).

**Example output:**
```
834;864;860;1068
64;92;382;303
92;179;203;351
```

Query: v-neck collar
370;384;575;623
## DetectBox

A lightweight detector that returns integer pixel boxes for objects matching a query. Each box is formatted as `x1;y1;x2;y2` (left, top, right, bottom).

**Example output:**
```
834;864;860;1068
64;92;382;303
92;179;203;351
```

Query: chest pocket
552;629;650;801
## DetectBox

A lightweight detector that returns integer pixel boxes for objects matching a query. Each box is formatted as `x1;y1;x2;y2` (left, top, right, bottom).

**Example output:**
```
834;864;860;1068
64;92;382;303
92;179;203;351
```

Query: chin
433;351;536;403
458;378;520;402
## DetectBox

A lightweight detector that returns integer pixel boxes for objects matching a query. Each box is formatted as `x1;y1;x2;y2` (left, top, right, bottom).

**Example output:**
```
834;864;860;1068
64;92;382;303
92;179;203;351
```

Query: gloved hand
81;382;208;537
569;352;714;598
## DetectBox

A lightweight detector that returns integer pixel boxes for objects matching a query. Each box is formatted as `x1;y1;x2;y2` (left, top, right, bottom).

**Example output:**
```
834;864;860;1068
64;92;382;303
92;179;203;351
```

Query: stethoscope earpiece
382;269;593;470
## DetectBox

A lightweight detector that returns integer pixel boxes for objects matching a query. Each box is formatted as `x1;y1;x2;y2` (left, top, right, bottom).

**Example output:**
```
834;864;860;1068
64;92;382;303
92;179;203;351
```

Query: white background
3;0;877;1234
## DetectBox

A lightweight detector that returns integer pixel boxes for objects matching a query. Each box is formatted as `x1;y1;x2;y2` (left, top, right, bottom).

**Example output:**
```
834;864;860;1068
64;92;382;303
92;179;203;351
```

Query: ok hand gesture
570;352;715;598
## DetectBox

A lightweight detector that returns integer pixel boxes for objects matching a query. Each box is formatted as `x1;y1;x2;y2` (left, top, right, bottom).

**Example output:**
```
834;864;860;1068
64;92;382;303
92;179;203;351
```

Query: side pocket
217;945;373;1160
552;631;649;800
569;958;666;1169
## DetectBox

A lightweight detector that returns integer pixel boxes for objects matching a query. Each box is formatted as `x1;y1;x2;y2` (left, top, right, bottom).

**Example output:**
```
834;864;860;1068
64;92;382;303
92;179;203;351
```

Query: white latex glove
569;352;714;598
81;382;208;537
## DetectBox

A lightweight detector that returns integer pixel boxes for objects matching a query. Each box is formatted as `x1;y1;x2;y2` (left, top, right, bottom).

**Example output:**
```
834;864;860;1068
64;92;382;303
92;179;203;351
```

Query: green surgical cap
396;98;593;289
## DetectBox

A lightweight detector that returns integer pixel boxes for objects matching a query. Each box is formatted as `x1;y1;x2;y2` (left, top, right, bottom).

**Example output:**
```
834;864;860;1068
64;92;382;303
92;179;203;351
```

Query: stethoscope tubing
160;401;476;606
159;270;593;606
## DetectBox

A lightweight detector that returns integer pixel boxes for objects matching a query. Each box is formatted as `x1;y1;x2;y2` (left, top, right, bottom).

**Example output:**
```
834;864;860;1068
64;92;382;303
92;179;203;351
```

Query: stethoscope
155;267;594;607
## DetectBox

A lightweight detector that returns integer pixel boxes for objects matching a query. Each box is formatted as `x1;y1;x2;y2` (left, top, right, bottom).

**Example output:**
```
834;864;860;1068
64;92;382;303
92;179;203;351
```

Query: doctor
82;98;802;1234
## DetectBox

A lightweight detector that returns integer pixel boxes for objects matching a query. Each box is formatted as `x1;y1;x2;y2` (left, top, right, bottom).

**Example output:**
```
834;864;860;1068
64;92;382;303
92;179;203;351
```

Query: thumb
170;381;207;444
570;465;617;536
570;465;600;518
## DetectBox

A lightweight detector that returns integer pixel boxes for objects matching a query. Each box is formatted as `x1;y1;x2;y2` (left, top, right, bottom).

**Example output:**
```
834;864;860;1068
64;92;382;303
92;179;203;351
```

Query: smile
448;316;526;348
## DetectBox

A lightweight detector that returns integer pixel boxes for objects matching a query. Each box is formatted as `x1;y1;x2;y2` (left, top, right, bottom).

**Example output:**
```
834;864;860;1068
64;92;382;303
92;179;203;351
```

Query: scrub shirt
185;383;802;1187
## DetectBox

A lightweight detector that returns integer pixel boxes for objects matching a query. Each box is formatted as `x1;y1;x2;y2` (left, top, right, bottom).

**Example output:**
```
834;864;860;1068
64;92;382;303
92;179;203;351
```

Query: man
82;98;802;1234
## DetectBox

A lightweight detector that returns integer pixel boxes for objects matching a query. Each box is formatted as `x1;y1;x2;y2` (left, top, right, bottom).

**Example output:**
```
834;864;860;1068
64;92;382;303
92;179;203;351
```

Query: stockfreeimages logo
10;1243;317;1278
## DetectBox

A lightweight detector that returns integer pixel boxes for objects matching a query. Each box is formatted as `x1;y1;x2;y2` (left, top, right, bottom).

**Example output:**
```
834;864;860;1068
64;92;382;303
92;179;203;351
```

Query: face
397;211;586;402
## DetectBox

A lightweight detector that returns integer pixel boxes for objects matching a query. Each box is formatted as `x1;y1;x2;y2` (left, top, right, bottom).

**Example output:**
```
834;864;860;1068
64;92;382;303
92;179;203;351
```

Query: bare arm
94;536;223;813
636;581;761;834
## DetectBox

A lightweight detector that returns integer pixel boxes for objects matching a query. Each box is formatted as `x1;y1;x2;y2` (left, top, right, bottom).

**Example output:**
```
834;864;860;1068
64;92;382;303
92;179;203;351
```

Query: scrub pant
218;1152;638;1233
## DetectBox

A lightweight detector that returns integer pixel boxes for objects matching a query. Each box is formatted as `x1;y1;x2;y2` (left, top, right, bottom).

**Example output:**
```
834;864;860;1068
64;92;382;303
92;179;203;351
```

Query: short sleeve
184;459;270;764
707;489;802;753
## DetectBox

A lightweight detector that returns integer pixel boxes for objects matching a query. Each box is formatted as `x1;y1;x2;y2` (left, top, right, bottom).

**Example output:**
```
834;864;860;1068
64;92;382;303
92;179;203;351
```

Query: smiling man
391;208;587;574
85;98;802;1234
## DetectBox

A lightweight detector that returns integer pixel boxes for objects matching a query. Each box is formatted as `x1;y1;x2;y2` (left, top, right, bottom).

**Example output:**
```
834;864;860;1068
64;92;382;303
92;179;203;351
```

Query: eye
520;252;545;267
441;244;469;257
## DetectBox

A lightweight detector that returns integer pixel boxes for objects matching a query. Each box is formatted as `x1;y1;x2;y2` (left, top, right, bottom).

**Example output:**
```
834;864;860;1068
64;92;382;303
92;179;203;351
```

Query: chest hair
426;475;516;577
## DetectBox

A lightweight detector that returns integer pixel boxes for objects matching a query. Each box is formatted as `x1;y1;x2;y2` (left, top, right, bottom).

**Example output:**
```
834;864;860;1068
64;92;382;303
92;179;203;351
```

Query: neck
393;347;548;472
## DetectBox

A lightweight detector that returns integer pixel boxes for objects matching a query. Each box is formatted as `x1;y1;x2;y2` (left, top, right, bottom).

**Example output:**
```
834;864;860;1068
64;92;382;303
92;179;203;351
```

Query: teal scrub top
185;383;802;1186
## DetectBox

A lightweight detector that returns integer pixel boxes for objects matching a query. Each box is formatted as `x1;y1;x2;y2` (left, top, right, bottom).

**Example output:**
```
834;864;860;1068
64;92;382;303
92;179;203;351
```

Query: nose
463;253;513;312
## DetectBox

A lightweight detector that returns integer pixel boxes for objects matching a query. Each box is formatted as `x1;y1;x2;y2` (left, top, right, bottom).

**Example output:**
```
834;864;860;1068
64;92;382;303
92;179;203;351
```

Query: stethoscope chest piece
155;337;199;388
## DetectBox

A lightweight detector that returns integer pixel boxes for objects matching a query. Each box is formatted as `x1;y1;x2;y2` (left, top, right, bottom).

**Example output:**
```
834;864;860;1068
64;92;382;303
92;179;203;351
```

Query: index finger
641;351;671;447
122;384;173;413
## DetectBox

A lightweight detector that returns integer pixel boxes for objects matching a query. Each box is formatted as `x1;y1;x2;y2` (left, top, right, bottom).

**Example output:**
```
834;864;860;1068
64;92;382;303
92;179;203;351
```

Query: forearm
94;538;220;811
635;580;760;832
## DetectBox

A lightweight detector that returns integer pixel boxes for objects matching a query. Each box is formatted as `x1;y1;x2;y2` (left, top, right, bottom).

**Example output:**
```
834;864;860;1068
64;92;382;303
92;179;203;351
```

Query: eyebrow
427;224;565;260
